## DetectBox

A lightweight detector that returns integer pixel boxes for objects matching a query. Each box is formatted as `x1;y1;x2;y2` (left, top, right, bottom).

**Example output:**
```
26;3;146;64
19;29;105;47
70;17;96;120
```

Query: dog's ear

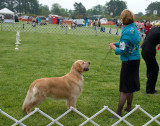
75;63;83;73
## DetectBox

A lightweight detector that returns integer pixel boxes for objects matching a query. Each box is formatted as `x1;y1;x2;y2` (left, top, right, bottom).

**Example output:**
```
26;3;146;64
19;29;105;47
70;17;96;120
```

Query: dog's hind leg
23;87;45;114
25;98;44;114
67;96;77;109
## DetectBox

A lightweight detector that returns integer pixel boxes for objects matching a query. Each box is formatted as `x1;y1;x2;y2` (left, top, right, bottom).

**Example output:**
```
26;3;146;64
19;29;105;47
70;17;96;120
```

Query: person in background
135;21;139;28
71;21;76;29
36;17;38;24
27;16;29;24
140;21;145;40
109;9;140;118
145;21;151;36
140;21;144;34
141;26;160;94
94;19;99;31
2;15;4;23
32;17;36;27
38;17;41;24
57;18;60;24
15;15;19;22
115;19;118;27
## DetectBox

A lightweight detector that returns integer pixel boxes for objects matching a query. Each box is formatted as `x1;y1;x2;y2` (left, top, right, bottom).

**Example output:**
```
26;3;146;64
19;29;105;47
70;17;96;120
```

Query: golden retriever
22;60;90;114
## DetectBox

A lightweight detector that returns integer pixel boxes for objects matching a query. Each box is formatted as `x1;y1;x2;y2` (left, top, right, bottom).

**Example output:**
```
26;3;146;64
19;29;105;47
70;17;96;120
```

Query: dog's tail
22;85;37;112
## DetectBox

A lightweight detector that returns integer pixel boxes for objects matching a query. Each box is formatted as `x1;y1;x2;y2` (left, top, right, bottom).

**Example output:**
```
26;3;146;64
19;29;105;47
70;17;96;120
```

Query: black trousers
141;50;159;93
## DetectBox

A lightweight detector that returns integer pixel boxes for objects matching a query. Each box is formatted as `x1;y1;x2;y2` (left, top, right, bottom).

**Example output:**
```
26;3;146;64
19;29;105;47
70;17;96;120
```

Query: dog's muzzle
84;68;89;71
84;62;90;71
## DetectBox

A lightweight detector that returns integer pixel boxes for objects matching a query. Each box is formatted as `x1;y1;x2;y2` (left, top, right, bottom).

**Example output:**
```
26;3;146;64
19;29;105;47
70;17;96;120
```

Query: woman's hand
109;43;116;50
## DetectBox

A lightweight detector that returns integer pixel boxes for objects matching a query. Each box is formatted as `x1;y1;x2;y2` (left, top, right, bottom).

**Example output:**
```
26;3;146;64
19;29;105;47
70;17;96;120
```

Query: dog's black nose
88;62;90;65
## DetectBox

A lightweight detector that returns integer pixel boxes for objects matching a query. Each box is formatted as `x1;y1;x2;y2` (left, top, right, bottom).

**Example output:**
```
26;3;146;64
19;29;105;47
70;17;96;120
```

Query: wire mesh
1;22;121;36
0;105;160;126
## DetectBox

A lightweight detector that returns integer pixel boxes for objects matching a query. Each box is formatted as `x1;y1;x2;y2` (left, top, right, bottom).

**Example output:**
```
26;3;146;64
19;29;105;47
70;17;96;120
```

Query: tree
39;4;50;16
86;9;93;16
60;8;69;17
0;0;39;15
51;3;69;17
25;0;39;14
51;3;62;15
68;9;75;18
145;1;160;17
91;4;105;15
73;2;86;18
0;1;3;9
105;0;127;17
135;12;144;16
0;0;18;11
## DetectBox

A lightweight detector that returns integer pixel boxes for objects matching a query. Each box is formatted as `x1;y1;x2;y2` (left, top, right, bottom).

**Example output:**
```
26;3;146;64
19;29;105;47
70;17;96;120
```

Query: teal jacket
114;23;140;61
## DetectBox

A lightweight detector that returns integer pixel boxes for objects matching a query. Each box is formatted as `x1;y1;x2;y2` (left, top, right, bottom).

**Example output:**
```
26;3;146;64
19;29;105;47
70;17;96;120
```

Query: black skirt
120;60;140;93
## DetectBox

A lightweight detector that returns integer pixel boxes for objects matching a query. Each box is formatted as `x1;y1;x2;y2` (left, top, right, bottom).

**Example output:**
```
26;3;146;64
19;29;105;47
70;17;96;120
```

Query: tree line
0;0;160;19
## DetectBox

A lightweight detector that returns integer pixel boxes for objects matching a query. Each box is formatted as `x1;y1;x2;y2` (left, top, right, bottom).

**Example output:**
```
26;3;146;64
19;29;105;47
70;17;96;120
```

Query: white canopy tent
0;8;15;23
0;8;14;15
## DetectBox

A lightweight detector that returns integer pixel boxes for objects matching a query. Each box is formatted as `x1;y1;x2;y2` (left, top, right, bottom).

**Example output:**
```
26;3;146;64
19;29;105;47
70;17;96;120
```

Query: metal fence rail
0;22;121;36
0;105;160;126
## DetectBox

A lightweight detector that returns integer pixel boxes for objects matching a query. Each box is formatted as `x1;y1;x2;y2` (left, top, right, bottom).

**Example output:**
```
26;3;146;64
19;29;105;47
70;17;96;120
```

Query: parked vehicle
100;18;108;25
73;19;84;27
21;16;32;22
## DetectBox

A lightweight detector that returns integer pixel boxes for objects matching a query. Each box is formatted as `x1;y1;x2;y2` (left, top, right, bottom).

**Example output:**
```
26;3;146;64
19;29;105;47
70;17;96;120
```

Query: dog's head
72;60;90;73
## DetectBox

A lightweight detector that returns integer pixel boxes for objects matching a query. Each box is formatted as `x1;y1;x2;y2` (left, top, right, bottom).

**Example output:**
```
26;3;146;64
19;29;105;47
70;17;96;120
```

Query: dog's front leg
66;96;77;109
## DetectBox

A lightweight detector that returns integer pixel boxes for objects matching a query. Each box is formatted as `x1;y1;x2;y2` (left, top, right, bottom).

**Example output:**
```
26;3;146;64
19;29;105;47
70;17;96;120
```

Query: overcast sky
38;0;158;14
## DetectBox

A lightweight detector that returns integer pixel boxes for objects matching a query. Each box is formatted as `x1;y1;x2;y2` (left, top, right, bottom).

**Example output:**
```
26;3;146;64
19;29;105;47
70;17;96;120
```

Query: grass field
0;31;160;126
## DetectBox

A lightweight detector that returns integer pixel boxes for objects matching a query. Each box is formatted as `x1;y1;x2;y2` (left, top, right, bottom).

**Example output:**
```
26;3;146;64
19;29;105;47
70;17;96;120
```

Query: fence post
103;27;106;32
65;26;68;34
1;22;2;31
34;23;36;32
95;26;97;36
116;29;119;35
109;28;112;34
22;24;24;29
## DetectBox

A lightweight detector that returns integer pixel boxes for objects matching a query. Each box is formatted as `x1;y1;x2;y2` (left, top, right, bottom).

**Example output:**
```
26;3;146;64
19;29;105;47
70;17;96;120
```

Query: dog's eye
81;62;84;65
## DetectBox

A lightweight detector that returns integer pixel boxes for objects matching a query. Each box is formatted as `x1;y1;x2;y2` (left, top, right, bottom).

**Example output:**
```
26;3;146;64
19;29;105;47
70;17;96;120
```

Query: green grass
0;31;160;126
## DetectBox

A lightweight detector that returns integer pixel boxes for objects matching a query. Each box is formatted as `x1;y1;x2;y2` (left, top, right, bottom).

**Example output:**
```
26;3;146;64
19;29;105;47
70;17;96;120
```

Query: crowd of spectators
134;20;160;40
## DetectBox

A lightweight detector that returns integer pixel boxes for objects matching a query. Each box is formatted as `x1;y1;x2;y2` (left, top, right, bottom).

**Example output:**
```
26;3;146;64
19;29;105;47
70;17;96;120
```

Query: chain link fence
0;22;121;36
0;105;160;126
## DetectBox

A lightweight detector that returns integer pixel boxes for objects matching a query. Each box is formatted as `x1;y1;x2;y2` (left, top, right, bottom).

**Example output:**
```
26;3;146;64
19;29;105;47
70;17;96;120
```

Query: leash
85;49;112;78
95;49;112;73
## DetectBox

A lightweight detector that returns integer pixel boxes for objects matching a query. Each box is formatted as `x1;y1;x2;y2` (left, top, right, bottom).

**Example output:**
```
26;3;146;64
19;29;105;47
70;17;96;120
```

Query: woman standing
109;9;140;117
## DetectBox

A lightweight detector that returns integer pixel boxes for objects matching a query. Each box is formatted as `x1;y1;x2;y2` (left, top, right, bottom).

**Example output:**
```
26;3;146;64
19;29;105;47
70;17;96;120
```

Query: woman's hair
146;21;150;26
121;9;135;25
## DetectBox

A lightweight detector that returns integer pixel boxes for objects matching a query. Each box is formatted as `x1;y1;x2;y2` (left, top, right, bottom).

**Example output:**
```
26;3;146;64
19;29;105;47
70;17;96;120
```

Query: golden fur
22;60;90;114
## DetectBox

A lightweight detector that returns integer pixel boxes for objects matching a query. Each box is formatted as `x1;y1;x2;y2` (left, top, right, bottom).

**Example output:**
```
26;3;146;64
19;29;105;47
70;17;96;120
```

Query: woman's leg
124;93;133;112
114;92;127;117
